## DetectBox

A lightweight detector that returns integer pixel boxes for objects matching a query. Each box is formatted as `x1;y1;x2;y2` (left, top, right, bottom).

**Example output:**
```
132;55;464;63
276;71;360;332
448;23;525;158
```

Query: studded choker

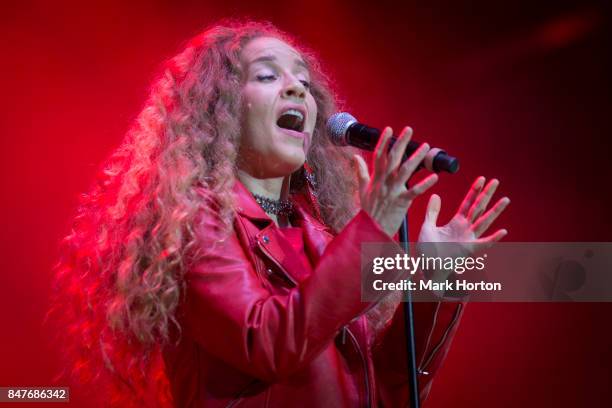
252;193;294;217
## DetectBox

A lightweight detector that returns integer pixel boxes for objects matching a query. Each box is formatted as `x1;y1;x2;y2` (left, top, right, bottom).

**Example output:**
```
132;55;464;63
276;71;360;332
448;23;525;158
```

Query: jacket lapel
233;181;313;284
291;195;335;265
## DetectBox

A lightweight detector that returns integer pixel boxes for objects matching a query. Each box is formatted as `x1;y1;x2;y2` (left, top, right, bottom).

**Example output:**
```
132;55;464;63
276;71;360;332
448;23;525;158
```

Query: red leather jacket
162;181;464;407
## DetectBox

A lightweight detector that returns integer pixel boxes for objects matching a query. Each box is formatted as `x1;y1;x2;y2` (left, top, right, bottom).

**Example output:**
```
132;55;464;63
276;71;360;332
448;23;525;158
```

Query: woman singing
49;20;509;407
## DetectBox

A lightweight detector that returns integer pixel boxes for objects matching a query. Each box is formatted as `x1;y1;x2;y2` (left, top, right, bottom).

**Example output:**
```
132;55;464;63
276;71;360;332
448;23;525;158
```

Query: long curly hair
47;20;358;407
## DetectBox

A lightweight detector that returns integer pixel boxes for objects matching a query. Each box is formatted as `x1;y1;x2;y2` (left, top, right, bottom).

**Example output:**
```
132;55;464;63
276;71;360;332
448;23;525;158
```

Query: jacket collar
233;179;328;229
233;179;273;226
233;178;334;261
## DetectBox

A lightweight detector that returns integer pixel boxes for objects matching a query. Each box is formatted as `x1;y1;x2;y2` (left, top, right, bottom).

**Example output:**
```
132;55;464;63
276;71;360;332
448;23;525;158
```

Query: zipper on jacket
345;327;372;408
418;302;440;369
418;303;463;374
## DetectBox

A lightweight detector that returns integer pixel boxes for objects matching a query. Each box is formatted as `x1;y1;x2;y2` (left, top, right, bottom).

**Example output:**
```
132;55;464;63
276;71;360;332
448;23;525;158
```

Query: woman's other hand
418;176;510;255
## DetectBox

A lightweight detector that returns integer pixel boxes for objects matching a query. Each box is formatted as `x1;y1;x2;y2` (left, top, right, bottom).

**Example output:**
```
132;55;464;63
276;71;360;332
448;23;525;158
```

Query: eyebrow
250;55;308;70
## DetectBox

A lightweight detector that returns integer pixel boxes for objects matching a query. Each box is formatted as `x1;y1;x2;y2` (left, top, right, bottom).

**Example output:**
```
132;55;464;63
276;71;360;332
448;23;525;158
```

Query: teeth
277;108;305;132
283;109;304;122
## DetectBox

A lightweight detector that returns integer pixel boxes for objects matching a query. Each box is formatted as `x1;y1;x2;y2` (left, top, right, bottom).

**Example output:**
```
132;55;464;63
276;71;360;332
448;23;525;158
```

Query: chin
283;158;306;175
275;151;306;176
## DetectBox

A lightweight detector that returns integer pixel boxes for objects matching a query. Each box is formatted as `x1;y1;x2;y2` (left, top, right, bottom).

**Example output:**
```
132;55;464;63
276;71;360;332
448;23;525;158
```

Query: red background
1;0;611;406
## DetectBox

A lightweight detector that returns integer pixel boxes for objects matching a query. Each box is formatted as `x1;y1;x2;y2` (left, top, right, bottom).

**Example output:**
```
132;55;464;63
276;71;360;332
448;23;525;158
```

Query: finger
472;197;510;237
395;142;430;185
386;126;413;177
425;194;441;226
457;176;485;217
353;154;371;194
474;228;508;250
400;173;438;201
373;127;393;177
468;178;499;222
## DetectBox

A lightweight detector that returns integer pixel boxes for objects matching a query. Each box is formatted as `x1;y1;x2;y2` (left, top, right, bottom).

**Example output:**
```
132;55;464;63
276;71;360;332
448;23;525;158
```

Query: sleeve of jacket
182;209;400;383
371;299;465;406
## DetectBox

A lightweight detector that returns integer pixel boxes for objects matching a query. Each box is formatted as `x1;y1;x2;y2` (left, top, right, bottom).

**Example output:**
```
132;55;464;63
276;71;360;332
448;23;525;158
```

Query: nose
281;75;306;100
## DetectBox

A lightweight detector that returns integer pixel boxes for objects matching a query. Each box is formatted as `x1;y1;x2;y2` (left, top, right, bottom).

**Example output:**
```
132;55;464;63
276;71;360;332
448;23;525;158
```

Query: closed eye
256;74;277;82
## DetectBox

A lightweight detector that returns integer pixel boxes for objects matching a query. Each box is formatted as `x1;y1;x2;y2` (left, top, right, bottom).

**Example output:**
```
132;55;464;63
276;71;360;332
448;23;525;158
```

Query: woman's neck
236;169;291;227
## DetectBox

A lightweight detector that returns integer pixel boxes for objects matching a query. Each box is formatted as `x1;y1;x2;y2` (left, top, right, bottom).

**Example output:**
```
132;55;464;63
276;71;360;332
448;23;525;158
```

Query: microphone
326;112;459;174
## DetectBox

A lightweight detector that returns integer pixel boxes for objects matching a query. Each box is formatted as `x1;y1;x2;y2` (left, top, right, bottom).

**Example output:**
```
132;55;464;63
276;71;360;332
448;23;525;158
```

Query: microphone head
326;112;357;146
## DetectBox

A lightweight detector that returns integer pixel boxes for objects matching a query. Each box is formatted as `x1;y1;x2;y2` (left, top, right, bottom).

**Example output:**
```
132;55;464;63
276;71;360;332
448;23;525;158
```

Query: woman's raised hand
354;126;438;237
418;176;510;254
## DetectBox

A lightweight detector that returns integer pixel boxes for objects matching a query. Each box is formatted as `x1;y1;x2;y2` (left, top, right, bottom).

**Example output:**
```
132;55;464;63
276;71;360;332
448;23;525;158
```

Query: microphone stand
398;153;458;408
399;214;420;408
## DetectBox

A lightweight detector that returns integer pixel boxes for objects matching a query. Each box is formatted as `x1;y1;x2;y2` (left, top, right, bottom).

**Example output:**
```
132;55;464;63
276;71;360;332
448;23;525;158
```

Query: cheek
244;85;274;112
242;87;265;121
241;102;267;153
243;99;269;137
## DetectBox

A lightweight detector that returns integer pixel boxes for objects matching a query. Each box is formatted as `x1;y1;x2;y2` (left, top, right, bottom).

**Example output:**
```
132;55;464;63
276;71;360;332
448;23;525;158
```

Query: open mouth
276;109;305;133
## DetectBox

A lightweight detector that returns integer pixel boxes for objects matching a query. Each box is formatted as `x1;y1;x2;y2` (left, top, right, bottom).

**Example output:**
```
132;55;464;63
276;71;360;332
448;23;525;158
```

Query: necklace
252;193;294;216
